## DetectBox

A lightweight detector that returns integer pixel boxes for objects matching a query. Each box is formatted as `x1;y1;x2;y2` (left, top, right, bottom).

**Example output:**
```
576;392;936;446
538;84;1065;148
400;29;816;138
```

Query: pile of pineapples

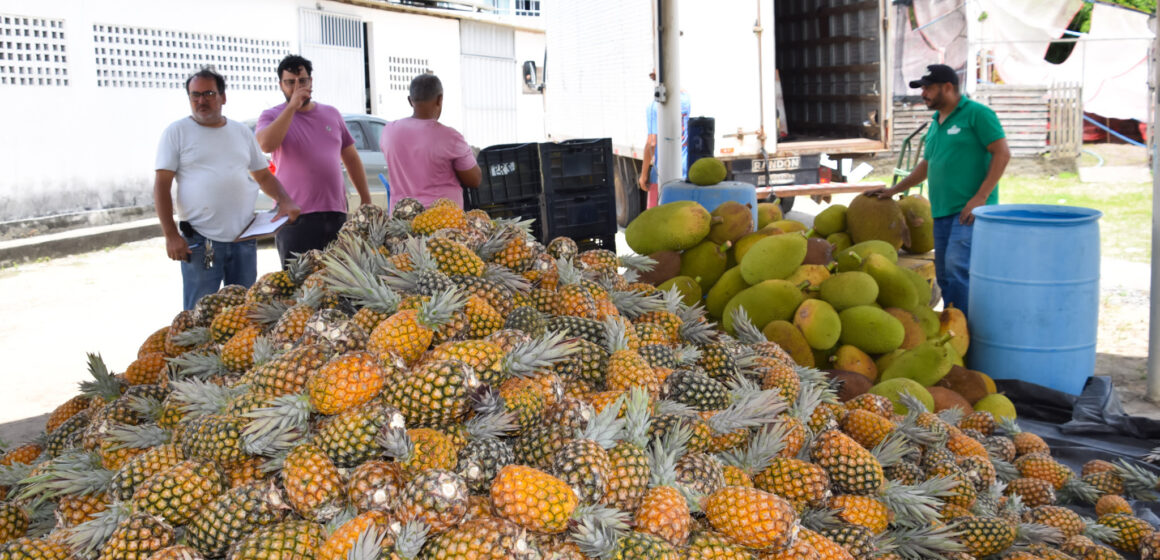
0;198;1158;560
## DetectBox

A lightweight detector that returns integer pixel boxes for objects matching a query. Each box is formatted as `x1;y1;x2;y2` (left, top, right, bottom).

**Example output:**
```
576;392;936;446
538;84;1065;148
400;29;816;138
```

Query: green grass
998;174;1152;263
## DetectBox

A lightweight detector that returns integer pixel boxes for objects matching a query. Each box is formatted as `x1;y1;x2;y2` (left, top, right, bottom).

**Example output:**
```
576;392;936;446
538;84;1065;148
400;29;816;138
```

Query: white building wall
514;29;546;143
0;0;543;222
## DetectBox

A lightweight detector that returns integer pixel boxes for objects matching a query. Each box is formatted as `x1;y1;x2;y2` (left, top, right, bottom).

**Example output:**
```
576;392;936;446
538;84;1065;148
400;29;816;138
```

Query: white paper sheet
235;209;288;241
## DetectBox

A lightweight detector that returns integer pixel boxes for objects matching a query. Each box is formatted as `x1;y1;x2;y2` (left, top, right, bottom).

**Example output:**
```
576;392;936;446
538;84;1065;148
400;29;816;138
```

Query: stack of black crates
463;138;617;252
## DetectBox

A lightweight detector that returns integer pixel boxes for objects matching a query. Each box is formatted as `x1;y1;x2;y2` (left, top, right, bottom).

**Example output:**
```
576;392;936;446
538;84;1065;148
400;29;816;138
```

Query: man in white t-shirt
154;68;301;310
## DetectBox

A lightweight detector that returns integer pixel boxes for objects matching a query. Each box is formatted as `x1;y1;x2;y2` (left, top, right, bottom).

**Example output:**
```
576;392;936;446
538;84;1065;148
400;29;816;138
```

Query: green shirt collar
933;95;970;123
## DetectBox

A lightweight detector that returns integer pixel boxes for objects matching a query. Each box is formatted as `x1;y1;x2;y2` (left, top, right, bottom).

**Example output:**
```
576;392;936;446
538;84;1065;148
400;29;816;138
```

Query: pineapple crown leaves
798;506;844;532
344;525;386;560
391;521;430;559
297;283;327;308
673;345;702;366
0;462;36;488
992;458;1020;483
894;403;947;449
64;502;131;558
168;378;246;417
1145;444;1160;464
869;431;916;469
647;422;693;488
936;407;966;427
621;268;641;284
567;512;622;560
877;523;966;560
249;300;291;326
170;326;211;348
716;421;789;474
1112;459;1160;500
677;314;717;345
502;331;579;379
377;427;415;464
468;385;505;416
1056;476;1100;505
880;476;963;527
464;410;520;441
1082;517;1121;544
795;365;838;401
705;388;787;435
1002;492;1028;519
601;317;634;354
165;350;228;381
576;396;626;449
482;263;531;293
242;393;313;455
621;387;653;448
555;257;582;286
103;423;171;452
251;336;281;367
385;216;414;239
617;253;657;273
16;452;112;505
971;481;1007;517
325;506;359;536
79;353;124;402
725;370;762;398
1014;522;1065;547
123;394;164;421
997;415;1022;435
322;244;401;313
416;288;467;329
653;399;698;419
730;306;767;345
608;288;664;320
24;499;57;539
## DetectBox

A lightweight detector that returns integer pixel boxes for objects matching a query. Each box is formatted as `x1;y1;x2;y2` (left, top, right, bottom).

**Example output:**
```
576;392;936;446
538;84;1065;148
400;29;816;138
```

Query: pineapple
393;469;469;534
952;515;1018;557
247;344;332;398
1098;513;1154;553
281;443;344;521
368;289;466;364
227;520;325;560
131;458;225;526
185;482;288;558
999;417;1051;456
549;397;624;505
383;358;480;427
345;460;406;513
490;465;578;534
683;530;754;560
705;485;798;550
124;352;167;385
427;237;485;277
810;429;886;496
0;503;27;545
421;516;540;560
314;401;404;467
634;423;694;548
454;411;519;494
1025;506;1086;539
307;351;386;415
379;427;457;476
600;388;652;513
318;510;390;560
602;318;660;396
98;512;176;560
411;202;467;235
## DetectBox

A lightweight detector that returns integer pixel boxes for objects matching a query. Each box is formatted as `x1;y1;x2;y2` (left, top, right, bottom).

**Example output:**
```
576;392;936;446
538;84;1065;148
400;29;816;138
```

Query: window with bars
388;56;429;92
0;14;69;87
90;23;289;90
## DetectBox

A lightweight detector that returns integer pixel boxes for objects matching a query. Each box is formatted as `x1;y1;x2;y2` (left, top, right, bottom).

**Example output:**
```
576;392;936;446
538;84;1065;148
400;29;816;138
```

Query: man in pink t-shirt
256;55;372;266
379;73;481;210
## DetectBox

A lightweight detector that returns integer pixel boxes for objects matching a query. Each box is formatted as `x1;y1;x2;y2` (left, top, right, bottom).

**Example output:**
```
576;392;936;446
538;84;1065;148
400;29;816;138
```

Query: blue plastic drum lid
967;204;1103;396
657;180;759;229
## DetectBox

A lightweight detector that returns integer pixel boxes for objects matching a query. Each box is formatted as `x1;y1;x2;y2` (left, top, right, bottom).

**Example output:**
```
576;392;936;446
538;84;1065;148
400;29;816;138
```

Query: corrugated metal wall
460;20;517;148
775;0;882;138
300;8;367;114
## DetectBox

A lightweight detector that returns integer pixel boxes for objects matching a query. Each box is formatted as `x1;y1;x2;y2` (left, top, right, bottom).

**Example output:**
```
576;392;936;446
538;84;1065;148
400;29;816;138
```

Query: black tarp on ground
997;376;1160;531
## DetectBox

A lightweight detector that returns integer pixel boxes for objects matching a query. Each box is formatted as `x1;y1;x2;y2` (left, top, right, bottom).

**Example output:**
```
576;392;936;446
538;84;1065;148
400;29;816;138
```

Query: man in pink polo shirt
256;55;372;266
379;73;481;210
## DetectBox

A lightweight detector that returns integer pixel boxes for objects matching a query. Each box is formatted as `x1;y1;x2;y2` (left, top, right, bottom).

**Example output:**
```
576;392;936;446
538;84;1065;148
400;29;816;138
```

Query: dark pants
275;211;346;269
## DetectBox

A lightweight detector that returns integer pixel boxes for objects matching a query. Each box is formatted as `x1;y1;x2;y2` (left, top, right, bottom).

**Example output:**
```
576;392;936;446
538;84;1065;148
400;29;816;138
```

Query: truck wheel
778;196;795;215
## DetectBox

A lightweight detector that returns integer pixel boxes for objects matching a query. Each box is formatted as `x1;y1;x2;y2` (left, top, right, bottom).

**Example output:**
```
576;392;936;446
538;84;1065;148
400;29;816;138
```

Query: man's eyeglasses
189;90;218;100
281;77;312;87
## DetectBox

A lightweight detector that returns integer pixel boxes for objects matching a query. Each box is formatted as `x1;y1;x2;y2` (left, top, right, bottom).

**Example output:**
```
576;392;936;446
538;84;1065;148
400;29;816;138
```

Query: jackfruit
657;276;702;307
785;264;831;296
762;321;815;367
818;271;879;311
898;194;934;254
803;237;834;265
829;370;873;401
722;279;804;334
732;230;777;265
928;386;972;414
831;345;878;382
680;240;731;292
625;201;713;254
705;266;750;319
912;306;940;338
813;204;848;237
838;306;905;355
739;233;808;284
883;308;926;349
812;346;837;369
769;219;808;234
827;232;853;253
707;200;754;244
757;202;783;228
636;250;681;286
862;253;919;310
688;157;728;186
877;334;955;387
846;194;910;250
939;305;970;357
974;393;1016;421
936;365;989;405
835;240;898;272
869;378;934;414
793;299;841;350
900;266;933;309
875;349;906;373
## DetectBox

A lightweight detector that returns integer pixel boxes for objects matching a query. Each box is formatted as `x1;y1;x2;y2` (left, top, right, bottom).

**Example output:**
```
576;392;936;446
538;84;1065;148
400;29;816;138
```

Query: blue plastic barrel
967;204;1102;395
658;180;758;229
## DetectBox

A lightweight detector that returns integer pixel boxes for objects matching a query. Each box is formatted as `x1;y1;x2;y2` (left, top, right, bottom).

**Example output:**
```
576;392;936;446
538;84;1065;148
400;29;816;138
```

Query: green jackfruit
813;205;848;237
875;349;906;373
862;253;919;310
869;378;934;414
688;157;728;186
877;334;955;387
732;230;776;265
722;279;804;334
818;271;879;311
974;394;1016;421
707;200;754;245
757;203;783;229
883;308;926;350
900;266;933;309
705;266;749;319
625;201;712;255
831;345;878;382
657;276;702;307
846;194;910;250
912;306;940;338
680;240;731;292
769;219;807;234
793;299;841;350
838;305;905;354
739;233;807;284
898;194;934;254
762;321;814;367
835;240;899;272
785;264;831;295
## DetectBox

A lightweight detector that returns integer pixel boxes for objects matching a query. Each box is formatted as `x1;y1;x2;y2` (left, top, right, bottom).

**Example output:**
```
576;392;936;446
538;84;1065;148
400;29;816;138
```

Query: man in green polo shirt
871;64;1010;317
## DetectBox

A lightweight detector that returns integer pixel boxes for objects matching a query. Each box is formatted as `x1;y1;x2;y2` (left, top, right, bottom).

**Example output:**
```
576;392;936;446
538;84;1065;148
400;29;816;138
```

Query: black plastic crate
473;196;545;242
543;189;617;242
469;143;542;207
538;138;615;196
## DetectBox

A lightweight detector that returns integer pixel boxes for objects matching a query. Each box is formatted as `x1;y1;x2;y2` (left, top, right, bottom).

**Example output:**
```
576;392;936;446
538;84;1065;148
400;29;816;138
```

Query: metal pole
1147;11;1160;402
657;0;683;186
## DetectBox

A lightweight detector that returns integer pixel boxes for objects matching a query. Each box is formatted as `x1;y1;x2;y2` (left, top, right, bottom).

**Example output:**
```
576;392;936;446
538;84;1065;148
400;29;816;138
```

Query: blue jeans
933;215;973;317
180;229;258;310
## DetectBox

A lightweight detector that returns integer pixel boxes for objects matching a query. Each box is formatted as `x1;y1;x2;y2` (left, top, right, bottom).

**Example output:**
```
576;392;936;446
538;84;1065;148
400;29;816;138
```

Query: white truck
535;0;893;224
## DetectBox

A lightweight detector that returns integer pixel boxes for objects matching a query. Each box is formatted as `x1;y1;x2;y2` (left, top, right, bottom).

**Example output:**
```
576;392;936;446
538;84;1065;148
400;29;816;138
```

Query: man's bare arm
251;168;302;223
341;144;373;205
456;165;482;189
153;170;191;261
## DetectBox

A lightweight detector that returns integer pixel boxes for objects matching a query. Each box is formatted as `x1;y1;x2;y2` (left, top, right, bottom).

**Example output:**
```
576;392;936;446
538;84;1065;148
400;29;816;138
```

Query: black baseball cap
909;64;959;88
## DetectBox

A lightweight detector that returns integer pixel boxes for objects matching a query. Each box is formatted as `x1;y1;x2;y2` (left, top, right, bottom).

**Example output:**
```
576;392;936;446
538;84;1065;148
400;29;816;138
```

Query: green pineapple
185;482;288;558
550;397;625;504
